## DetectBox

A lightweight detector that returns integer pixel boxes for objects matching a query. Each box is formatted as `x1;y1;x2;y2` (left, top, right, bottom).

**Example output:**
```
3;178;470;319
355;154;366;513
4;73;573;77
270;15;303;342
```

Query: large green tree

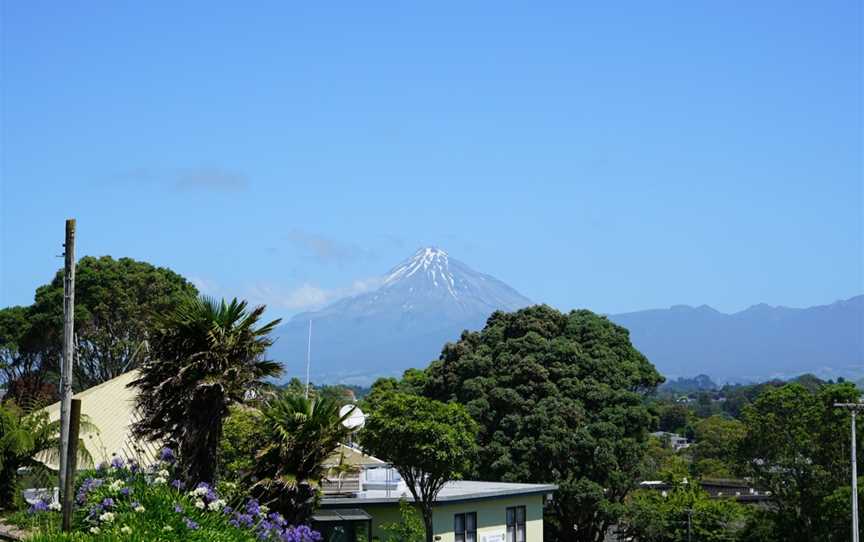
736;382;862;541
0;257;196;405
421;305;663;542
33;256;197;389
0;306;59;408
362;393;479;542
690;415;745;478
129;296;282;486
620;481;749;542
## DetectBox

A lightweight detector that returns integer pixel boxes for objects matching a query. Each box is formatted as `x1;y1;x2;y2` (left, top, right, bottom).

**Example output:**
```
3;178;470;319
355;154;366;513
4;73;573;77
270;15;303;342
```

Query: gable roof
37;370;161;469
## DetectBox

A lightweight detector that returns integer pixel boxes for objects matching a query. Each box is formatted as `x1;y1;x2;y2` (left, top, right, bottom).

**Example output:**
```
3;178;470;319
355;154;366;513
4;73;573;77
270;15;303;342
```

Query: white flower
158;469;170;478
191;486;208;497
48;502;61;511
154;476;167;484
89;527;100;534
99;512;115;523
109;479;124;491
162;525;173;532
260;505;269;514
120;526;132;534
194;499;205;509
134;505;146;513
208;499;225;511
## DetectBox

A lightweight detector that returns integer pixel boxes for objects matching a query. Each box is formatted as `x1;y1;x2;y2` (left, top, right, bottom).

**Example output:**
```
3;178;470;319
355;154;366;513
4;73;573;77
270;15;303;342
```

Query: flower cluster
27;497;60;514
226;499;322;542
25;448;323;542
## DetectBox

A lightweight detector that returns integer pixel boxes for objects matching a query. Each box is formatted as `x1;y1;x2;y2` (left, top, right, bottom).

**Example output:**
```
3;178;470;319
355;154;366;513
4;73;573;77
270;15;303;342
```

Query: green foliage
130;296;282;486
220;406;268;482
421;305;663;542
0;403;92;510
657;403;691;433
255;393;352;483
1;257;197;406
379;500;425;542
641;437;690;482
361;393;478;542
620;482;749;542
0;305;61;408
690;416;744;478
14;458;324;541
737;382;862;541
250;393;352;523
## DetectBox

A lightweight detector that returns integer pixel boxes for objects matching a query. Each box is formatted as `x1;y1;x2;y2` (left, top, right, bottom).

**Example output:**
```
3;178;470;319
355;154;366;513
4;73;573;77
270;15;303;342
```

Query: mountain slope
270;248;531;383
609;295;864;382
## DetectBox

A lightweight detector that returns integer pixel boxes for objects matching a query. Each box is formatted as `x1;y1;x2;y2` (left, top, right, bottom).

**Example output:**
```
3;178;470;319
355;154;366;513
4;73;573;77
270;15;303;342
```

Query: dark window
455;512;476;542
506;507;526;542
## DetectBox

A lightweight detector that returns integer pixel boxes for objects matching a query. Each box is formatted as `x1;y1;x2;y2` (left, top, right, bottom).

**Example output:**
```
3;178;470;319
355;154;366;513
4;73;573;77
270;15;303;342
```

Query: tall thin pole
58;219;76;502
835;402;863;542
62;399;81;532
304;320;312;399
854;410;859;542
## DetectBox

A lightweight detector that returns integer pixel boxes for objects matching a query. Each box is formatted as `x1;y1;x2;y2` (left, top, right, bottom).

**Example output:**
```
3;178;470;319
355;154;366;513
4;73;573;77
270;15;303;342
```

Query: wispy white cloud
245;276;383;312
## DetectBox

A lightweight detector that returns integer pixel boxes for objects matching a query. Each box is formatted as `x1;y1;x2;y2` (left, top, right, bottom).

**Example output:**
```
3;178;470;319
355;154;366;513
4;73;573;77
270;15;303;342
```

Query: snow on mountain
270;248;531;384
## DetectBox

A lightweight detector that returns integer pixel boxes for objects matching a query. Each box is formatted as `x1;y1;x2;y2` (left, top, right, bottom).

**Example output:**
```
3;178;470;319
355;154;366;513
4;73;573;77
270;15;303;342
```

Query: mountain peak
383;246;455;294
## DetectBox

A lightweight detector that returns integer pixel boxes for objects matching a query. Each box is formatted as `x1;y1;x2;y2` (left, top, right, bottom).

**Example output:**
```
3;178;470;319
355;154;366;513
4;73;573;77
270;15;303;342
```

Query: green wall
328;494;545;542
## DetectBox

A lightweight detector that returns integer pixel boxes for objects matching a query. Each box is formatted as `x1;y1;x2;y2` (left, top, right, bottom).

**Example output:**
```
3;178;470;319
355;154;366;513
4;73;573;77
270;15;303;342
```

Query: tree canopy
736;382;862;541
361;392;478;542
420;305;663;542
0;256;197;406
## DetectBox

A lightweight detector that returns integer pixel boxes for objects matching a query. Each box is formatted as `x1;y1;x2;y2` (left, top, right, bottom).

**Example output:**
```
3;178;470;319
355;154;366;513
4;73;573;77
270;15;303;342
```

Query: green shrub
18;452;323;541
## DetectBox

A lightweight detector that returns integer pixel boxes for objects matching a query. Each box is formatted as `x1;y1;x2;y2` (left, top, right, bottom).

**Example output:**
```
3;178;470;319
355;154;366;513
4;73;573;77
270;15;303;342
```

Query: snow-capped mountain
270;248;531;383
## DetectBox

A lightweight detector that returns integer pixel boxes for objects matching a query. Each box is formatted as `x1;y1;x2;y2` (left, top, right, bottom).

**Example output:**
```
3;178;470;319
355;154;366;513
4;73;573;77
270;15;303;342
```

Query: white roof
322;480;557;505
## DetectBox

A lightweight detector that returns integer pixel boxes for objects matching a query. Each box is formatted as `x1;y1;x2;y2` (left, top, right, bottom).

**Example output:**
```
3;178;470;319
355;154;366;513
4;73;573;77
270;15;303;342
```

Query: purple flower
27;500;49;514
110;456;125;469
120;487;132;497
171;479;184;490
131;501;140;509
159;447;176;462
245;499;260;516
184;517;199;530
174;504;184;513
101;497;115;508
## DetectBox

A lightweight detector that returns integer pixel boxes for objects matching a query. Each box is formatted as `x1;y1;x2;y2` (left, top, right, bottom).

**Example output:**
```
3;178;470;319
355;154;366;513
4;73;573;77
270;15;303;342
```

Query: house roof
37;370;161;470
321;480;557;506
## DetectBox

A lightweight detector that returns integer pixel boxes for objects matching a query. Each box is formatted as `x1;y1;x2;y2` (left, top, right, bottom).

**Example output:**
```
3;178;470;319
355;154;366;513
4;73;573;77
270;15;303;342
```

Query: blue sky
1;1;861;318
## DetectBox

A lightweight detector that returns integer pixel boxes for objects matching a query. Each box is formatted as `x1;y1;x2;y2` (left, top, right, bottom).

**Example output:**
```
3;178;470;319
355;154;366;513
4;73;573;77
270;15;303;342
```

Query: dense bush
12;451;322;542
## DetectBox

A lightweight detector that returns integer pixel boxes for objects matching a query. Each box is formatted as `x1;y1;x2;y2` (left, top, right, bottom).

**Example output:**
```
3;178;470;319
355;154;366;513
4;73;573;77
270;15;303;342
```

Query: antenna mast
304;320;312;399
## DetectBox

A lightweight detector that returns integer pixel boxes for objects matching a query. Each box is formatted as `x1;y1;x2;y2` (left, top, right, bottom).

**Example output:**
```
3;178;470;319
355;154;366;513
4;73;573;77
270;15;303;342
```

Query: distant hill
268;248;862;385
609;296;864;383
269;248;532;384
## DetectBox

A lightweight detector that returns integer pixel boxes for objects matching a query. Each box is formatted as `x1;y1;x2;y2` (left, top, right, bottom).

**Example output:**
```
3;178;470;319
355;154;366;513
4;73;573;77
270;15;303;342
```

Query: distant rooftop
322;480;557;505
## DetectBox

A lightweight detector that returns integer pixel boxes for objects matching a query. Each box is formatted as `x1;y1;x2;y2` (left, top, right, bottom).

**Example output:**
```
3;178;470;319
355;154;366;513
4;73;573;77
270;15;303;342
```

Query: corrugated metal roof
37;371;161;470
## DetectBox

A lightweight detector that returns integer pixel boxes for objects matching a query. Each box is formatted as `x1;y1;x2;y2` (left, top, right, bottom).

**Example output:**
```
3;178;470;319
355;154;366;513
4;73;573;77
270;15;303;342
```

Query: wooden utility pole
58;219;75;509
62;399;81;531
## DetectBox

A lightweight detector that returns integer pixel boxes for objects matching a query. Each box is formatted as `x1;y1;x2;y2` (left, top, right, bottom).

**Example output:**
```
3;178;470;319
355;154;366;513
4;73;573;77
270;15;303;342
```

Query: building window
506;506;525;542
455;512;476;542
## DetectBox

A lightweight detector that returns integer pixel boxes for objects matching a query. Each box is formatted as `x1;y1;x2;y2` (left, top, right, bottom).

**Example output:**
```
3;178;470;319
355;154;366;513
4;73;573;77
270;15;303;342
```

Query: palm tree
0;403;93;509
251;393;354;522
129;296;282;486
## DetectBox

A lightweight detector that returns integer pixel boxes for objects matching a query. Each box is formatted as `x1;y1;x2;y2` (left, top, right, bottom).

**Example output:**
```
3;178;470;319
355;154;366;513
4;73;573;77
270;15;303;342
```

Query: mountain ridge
269;248;862;385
